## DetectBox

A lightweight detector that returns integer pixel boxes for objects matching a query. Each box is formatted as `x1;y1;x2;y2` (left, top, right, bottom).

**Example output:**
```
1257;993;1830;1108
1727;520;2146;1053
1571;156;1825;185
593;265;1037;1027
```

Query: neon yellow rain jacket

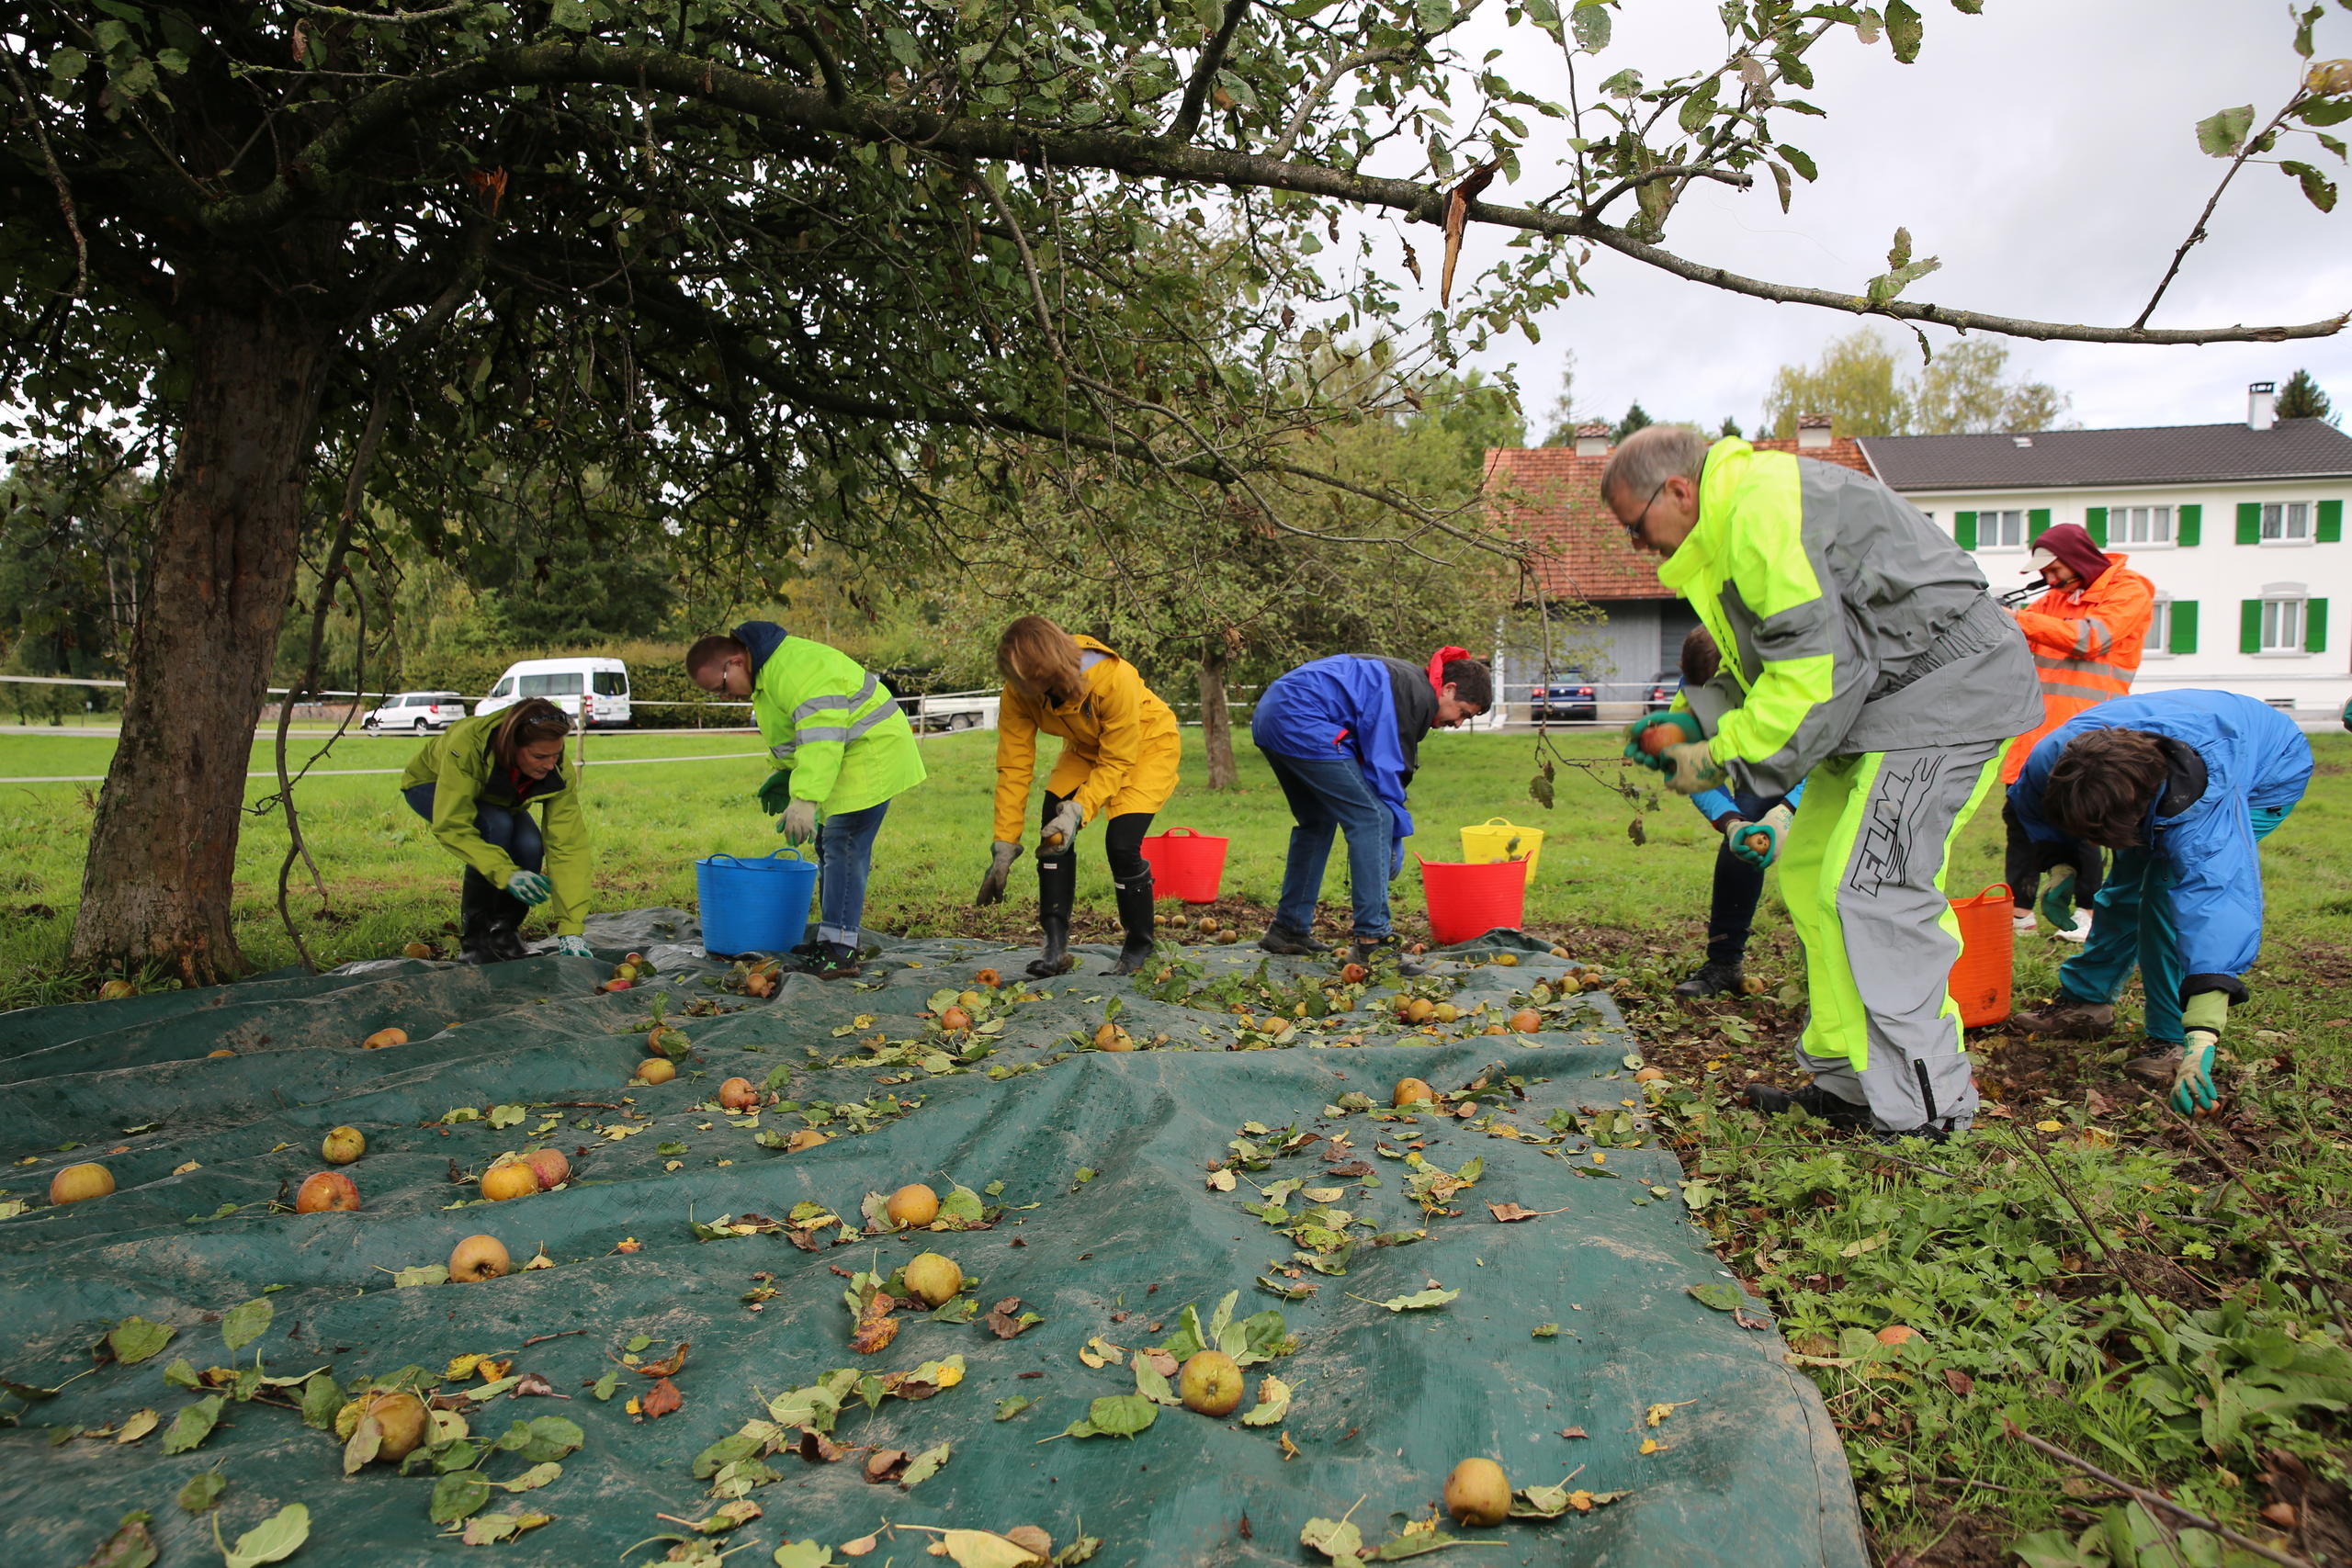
400;712;592;935
739;621;927;816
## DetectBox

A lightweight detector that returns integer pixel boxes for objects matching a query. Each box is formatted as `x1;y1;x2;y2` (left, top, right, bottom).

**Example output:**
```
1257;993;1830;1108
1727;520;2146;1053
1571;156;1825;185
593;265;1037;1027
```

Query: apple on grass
448;1235;510;1281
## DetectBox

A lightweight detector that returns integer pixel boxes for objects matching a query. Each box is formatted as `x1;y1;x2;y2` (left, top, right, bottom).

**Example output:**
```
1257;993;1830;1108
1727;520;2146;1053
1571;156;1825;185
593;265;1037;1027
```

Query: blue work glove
506;869;552;905
2173;1029;2221;1115
554;934;593;959
1658;739;1725;795
756;770;796;815
1728;804;1795;869
1623;711;1703;770
776;798;820;844
2039;863;2077;930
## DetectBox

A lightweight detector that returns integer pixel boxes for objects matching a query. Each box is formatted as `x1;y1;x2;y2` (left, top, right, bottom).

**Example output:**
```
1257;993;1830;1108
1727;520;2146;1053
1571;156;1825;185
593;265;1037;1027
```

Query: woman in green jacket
399;698;594;964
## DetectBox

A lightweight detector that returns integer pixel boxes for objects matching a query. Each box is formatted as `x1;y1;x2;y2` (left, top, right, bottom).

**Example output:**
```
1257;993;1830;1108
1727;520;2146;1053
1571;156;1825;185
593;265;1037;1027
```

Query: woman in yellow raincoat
974;616;1181;976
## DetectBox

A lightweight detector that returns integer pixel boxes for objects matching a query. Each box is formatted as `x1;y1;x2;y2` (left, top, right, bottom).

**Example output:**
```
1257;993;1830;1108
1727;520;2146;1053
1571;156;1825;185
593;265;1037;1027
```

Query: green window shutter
2308;598;2329;653
2319;499;2342;543
2240;599;2263;652
2177;503;2201;546
2236;502;2262;544
1953;510;1976;550
2028;508;2052;542
2168;601;2198;655
2084;506;2107;547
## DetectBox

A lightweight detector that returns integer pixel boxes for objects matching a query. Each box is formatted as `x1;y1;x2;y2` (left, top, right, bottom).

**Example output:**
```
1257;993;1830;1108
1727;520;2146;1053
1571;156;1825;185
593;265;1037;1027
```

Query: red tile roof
1484;437;1875;601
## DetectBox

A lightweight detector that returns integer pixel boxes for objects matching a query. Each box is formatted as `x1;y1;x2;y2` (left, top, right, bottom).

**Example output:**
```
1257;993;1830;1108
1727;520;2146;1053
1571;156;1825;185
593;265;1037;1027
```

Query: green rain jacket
737;621;928;816
1660;438;2041;796
399;712;592;935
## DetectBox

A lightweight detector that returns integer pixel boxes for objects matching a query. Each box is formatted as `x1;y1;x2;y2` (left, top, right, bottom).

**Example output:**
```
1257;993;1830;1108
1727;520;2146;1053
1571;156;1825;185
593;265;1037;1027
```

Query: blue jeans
814;801;889;948
2057;804;2290;1043
1261;750;1396;939
402;784;543;873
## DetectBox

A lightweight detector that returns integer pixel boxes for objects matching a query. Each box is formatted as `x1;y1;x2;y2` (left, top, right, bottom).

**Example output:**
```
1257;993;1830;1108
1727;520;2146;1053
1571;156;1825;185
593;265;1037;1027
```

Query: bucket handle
1159;828;1202;840
704;848;815;871
1963;882;2012;904
1476;817;1523;828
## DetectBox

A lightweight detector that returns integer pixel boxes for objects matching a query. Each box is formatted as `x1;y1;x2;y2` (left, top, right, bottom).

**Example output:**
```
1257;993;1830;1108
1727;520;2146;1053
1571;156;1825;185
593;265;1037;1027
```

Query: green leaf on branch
1884;1;1924;62
2283;159;2339;210
2197;104;2256;157
1776;144;1819;181
1571;3;1611;52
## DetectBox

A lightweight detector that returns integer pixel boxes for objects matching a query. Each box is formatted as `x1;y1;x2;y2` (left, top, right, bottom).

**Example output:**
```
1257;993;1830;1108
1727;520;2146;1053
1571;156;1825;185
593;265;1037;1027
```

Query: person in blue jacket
1252;646;1493;974
1672;626;1806;998
2007;690;2312;1111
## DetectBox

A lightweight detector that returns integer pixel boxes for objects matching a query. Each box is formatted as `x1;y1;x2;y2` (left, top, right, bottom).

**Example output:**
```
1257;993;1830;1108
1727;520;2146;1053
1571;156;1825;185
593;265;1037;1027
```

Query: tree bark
69;292;333;985
1198;649;1238;791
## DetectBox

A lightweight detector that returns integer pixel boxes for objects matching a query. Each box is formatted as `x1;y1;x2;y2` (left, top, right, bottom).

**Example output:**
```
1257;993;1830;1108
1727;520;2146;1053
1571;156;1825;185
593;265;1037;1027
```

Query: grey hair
1599;424;1713;505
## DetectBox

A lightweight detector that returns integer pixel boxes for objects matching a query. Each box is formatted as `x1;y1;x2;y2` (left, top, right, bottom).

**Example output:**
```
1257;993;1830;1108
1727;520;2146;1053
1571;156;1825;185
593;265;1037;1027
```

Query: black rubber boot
457;871;502;965
1740;1080;1873;1131
1674;961;1746;998
1105;870;1158;976
483;886;532;964
1027;849;1078;979
1258;922;1333;956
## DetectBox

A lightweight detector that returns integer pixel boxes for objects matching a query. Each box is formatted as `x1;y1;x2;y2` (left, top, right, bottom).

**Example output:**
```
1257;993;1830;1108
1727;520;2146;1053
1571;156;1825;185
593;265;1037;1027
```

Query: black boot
1105;870;1158;976
1351;932;1427;978
1740;1080;1873;1131
1027;848;1078;979
457;871;502;965
1258;922;1332;956
1675;960;1746;998
483;885;531;964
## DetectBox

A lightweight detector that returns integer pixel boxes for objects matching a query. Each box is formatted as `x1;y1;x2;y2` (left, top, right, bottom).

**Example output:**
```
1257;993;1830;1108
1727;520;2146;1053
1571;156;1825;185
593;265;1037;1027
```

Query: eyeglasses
1623;479;1670;539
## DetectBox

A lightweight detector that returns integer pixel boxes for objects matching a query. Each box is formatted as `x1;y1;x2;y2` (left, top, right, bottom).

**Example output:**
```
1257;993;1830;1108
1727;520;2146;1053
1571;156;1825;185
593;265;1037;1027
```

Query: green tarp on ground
0;913;1865;1568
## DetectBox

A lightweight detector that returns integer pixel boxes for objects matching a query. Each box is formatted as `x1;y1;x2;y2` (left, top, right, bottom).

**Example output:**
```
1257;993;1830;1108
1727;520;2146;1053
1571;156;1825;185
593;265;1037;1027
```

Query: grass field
4;722;2349;1564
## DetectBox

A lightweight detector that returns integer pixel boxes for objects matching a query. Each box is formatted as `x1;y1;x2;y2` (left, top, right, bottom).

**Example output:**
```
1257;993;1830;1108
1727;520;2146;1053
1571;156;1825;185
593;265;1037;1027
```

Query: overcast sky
1357;0;2352;436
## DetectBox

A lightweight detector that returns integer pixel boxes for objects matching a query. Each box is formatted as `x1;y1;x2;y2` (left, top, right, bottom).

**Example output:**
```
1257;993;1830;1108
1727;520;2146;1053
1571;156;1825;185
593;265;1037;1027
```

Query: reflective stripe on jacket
2002;556;2156;783
1661;438;2041;797
399;712;593;934
738;623;927;816
991;637;1181;842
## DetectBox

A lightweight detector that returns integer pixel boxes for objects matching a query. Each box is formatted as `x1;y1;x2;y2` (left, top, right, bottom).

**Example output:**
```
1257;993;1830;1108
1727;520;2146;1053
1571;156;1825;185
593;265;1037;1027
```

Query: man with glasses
1604;425;2039;1140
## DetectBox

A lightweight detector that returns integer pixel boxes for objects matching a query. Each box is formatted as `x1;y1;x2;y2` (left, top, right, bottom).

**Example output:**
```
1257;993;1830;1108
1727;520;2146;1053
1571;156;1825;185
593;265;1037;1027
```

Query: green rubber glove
1729;804;1795;869
2173;1029;2221;1114
756;770;796;815
506;869;552;905
1623;711;1703;769
2039;863;2077;929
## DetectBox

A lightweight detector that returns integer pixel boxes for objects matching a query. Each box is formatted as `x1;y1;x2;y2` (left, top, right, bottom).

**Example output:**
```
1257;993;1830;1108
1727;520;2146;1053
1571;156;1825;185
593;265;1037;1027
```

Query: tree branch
1168;0;1253;143
2133;97;2303;330
2004;1424;2318;1568
784;7;850;107
1271;46;1414;162
1581;163;1754;220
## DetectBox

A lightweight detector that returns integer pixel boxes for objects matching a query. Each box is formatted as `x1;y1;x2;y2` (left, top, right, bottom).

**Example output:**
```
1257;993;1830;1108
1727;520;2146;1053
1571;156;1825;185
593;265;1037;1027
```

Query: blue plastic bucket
695;849;819;956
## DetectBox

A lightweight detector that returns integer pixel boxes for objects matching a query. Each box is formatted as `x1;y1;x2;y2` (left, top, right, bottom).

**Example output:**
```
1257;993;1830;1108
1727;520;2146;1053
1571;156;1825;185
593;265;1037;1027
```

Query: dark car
1644;669;1680;712
1531;670;1597;723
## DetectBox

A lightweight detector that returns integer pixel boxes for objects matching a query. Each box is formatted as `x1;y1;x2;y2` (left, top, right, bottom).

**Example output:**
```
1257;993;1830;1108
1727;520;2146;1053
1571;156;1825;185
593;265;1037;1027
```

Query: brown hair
685;634;745;678
2043;728;2168;849
997;615;1087;707
1439;658;1493;709
1679;625;1721;686
491;698;571;771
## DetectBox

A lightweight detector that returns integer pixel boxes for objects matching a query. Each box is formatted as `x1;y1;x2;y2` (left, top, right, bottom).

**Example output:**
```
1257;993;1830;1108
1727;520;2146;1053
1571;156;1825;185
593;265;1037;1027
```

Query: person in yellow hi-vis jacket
688;622;927;980
399;698;593;964
975;615;1182;978
1602;425;2040;1140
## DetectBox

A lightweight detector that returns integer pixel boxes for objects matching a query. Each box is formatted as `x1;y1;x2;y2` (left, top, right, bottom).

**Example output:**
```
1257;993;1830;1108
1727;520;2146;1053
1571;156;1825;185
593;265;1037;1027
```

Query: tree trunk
1198;649;1238;790
69;294;333;986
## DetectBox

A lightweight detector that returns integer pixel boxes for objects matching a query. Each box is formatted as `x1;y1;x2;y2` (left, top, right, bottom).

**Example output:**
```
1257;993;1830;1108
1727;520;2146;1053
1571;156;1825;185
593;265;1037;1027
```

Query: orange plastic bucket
1418;855;1529;946
1139;828;1228;904
1946;882;2014;1028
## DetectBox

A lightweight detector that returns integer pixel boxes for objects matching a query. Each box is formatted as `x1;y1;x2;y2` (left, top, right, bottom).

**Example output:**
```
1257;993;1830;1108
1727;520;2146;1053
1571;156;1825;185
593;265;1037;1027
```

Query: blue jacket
2010;690;2311;998
1252;656;1432;852
1690;777;1805;827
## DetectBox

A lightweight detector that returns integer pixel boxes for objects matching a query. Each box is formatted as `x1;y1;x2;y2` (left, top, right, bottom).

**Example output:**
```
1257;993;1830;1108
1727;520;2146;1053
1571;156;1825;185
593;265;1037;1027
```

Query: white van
476;657;632;728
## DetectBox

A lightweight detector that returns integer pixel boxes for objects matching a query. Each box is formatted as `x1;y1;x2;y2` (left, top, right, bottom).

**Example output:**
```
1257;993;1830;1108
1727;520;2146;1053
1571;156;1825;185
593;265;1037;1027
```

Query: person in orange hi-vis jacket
2000;522;2155;941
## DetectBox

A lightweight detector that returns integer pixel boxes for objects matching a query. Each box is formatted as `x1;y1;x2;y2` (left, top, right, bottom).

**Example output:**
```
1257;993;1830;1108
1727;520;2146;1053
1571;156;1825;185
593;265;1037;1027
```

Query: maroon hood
2029;522;2110;586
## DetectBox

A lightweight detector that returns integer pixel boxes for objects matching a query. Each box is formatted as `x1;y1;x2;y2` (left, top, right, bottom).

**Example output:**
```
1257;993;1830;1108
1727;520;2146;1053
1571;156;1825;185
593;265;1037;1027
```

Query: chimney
2248;380;2277;432
1795;412;1833;450
1574;421;1611;458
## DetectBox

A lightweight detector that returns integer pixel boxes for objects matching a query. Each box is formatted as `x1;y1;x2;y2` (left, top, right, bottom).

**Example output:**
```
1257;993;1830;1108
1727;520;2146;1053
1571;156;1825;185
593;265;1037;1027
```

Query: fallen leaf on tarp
1051;1393;1158;1440
1206;1169;1237;1191
676;1499;762;1535
841;1533;879;1557
1645;1400;1691;1427
1279;1431;1300;1461
1510;1483;1631;1518
222;1502;310;1568
985;1297;1041;1338
851;1300;899;1357
865;1448;910;1483
106;1318;175;1366
995;1396;1032;1422
1003;1526;1055;1560
78;1511;157;1568
928;1529;1048;1568
113;1408;159;1444
1487;1201;1568;1223
1076;1336;1124;1370
634;1342;690;1378
177;1471;226;1513
1299;1515;1363;1564
1350;1287;1458;1313
1686;1281;1747;1313
640;1378;683;1419
1559;1427;1588;1439
510;1372;562;1399
772;1541;833;1568
220;1299;272;1353
164;1395;226;1456
458;1512;550;1545
901;1439;952;1488
1239;1375;1292;1427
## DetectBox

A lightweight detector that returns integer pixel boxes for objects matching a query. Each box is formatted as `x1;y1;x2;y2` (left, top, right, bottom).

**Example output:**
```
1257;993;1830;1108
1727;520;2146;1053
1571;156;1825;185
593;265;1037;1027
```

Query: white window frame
2144;596;2173;658
2257;583;2308;655
1975;508;2027;551
2106;502;2174;547
2260;501;2312;545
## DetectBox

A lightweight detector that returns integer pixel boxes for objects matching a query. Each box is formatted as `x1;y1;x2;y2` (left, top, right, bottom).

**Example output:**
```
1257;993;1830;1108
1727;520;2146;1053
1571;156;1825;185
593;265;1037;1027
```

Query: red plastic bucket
1946;882;2015;1028
1418;855;1529;946
1140;828;1228;904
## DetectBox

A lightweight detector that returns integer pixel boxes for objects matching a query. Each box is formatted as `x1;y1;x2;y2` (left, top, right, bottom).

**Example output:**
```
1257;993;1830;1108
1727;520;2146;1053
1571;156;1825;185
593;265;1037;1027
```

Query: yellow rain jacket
991;637;1181;842
400;712;592;935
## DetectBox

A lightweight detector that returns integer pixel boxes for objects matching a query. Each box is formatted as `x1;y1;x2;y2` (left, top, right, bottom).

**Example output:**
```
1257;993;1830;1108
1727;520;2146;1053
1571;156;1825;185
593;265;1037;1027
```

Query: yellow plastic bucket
1458;817;1544;882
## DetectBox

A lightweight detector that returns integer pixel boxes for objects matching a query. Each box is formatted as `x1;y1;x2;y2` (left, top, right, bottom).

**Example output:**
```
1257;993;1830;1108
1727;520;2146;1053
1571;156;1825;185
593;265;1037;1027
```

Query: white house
1856;384;2352;720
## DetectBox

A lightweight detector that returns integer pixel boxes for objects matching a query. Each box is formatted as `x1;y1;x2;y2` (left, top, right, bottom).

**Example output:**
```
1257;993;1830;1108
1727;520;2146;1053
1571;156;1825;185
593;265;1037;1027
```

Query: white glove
554;934;593;959
1040;799;1083;852
777;798;820;844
